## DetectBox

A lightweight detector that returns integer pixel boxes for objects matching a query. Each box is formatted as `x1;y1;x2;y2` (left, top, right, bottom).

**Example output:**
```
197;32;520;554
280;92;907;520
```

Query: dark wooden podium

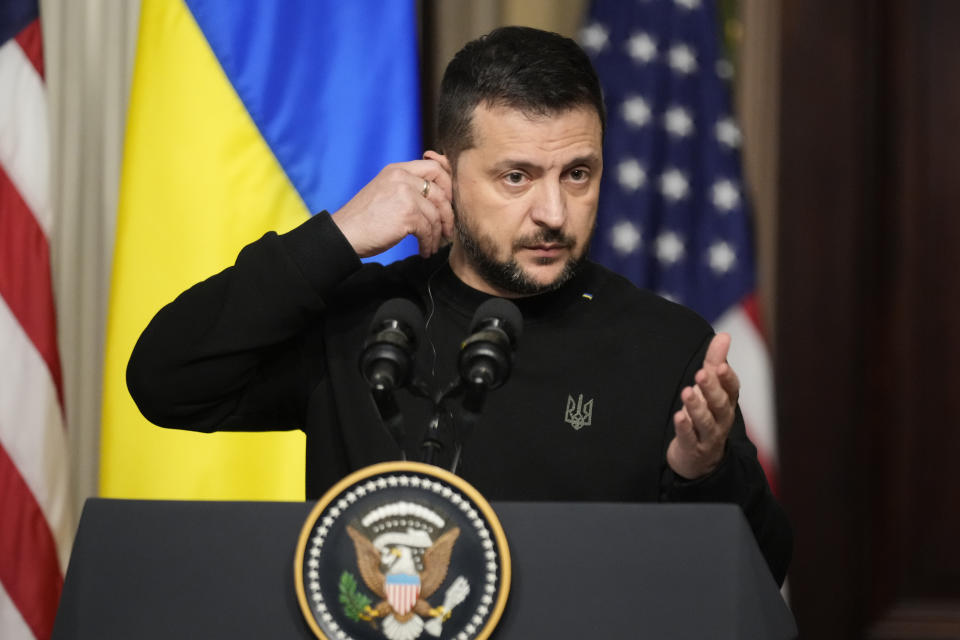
52;499;796;639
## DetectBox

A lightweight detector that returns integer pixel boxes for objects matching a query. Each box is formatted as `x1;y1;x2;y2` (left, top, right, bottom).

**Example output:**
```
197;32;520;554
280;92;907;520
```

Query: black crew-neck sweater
128;211;791;584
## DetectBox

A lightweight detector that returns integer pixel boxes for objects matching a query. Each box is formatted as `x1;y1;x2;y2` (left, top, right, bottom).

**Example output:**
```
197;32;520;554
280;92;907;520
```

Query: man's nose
529;182;566;228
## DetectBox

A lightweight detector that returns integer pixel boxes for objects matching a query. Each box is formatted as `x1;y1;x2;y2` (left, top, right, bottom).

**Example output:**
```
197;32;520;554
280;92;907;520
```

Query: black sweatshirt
127;212;792;584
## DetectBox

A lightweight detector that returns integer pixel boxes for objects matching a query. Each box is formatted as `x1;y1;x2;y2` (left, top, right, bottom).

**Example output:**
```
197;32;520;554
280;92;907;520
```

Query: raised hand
666;332;741;480
331;151;454;258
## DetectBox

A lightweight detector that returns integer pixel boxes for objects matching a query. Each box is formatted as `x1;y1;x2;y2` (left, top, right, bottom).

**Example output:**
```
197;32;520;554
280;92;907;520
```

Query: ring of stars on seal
295;461;511;640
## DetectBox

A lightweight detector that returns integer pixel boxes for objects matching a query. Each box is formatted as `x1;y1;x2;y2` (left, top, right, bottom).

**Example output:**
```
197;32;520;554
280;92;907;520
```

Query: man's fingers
670;336;737;479
397;187;436;257
332;157;457;259
413;192;455;256
438;197;455;241
411;196;443;256
428;167;453;206
403;162;453;242
408;156;453;201
716;362;741;404
695;368;735;424
411;175;449;213
680;386;707;438
422;150;452;182
687;383;732;445
704;332;731;367
411;155;455;243
673;407;698;447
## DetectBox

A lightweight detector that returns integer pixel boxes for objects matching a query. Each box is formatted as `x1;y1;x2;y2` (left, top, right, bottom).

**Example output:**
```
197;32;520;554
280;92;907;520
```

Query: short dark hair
437;26;606;167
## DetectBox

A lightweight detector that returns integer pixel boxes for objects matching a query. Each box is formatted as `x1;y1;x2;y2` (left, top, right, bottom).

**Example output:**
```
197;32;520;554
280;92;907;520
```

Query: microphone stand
370;388;405;457
418;378;489;474
371;297;521;473
370;377;432;461
419;379;460;468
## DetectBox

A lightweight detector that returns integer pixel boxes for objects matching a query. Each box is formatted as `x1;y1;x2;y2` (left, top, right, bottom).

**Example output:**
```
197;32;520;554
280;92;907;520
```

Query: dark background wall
776;1;960;637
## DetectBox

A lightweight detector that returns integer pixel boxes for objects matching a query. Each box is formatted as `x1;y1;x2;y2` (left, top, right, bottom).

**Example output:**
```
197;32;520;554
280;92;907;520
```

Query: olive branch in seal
338;571;373;622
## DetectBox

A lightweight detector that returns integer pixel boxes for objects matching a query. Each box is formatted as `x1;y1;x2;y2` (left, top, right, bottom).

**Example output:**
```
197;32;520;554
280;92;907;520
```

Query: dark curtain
777;1;960;637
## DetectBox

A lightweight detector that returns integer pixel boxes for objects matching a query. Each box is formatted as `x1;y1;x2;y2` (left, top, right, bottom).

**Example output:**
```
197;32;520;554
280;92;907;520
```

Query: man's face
448;104;603;297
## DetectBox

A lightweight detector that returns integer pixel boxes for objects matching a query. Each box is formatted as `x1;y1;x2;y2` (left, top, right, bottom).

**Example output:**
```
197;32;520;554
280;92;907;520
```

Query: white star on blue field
582;0;755;321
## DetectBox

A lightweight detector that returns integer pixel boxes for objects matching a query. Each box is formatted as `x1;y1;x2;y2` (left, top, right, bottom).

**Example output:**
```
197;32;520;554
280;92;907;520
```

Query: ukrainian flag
101;0;420;500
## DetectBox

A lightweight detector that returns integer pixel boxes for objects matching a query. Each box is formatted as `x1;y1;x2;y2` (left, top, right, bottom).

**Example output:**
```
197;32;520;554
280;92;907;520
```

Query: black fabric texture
126;212;792;585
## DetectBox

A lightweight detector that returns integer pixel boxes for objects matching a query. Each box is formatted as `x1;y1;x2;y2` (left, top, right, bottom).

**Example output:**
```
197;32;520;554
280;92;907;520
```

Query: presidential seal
295;462;510;640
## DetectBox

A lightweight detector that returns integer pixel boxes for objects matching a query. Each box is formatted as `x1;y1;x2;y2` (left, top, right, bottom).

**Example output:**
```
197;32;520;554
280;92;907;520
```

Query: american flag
1;1;72;638
582;0;779;489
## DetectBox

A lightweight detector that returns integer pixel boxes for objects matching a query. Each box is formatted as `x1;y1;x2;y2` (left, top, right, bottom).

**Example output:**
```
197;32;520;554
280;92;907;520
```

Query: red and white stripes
1;12;72;640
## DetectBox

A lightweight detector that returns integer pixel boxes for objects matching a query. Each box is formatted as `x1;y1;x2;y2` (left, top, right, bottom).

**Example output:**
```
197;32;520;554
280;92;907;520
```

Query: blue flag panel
185;0;421;263
584;0;755;322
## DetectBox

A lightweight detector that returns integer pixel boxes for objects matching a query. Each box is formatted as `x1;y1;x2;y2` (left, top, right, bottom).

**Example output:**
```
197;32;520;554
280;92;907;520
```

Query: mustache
512;228;576;250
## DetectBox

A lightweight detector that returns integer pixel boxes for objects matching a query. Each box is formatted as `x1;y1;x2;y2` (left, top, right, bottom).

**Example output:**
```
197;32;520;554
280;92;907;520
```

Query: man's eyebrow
565;153;602;168
489;154;602;173
489;159;540;173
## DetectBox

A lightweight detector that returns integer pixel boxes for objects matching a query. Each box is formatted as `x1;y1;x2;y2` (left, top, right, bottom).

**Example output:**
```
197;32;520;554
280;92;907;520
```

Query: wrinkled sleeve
660;333;793;587
127;212;361;433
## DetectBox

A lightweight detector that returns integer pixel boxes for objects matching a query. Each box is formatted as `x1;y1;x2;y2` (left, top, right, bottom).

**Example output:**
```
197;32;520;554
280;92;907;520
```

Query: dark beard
454;214;585;296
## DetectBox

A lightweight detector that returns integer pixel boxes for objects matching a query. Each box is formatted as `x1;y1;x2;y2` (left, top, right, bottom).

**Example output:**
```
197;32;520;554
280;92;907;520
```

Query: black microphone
420;299;522;471
430;298;521;472
360;298;424;392
360;298;425;452
458;298;523;391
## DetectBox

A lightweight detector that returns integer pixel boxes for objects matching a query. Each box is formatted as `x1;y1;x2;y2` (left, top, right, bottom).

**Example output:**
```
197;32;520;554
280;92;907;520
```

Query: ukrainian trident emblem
564;393;593;430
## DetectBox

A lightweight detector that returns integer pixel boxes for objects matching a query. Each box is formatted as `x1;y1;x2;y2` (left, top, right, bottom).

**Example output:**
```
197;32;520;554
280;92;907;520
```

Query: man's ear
423;149;452;176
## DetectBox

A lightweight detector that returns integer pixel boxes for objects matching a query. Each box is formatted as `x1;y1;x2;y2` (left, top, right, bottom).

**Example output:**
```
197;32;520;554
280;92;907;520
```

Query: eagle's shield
385;573;421;615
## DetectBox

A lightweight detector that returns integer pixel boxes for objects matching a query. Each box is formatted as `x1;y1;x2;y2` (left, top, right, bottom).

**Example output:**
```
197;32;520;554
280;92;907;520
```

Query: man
127;26;790;584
